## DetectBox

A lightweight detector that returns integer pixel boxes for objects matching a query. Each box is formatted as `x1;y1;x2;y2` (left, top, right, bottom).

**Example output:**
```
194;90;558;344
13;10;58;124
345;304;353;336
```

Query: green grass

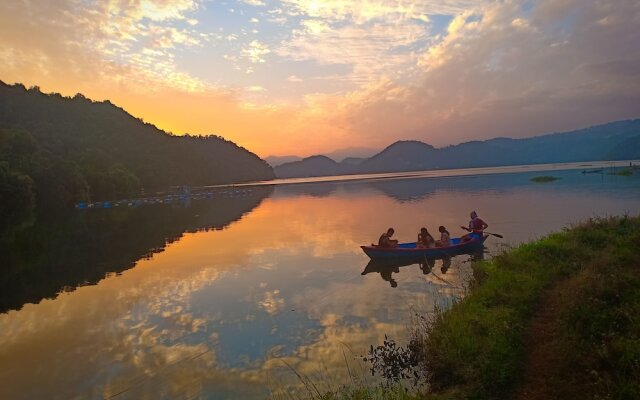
608;168;634;176
551;244;640;399
530;175;560;182
269;375;419;400
422;216;640;399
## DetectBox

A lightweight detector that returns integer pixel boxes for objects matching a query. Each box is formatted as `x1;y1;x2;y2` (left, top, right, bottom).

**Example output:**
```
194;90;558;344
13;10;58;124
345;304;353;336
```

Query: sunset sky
1;0;639;157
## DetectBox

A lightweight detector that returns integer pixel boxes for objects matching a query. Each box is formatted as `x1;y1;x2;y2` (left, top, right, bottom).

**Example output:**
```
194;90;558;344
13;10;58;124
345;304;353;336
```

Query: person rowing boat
461;211;488;242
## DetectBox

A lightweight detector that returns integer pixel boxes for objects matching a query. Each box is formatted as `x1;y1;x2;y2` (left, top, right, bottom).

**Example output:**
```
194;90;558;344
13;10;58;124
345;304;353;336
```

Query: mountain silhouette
275;155;346;178
274;120;640;178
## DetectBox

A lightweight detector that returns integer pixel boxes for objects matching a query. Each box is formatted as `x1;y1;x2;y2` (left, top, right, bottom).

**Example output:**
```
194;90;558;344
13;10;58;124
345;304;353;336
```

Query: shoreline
424;215;640;399
212;159;639;189
317;215;640;399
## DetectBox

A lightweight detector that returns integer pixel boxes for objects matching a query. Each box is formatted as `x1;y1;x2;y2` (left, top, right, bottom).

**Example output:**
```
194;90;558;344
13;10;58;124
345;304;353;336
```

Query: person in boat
436;226;451;247
417;227;435;248
378;228;399;248
461;211;488;241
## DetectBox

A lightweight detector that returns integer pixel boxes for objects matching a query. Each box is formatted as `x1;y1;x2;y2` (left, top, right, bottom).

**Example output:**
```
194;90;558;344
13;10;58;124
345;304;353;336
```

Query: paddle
484;232;504;238
460;226;504;239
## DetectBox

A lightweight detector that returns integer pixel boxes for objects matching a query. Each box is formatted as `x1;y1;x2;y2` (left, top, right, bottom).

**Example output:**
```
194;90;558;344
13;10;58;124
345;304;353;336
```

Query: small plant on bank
364;334;426;389
608;168;633;176
530;175;560;182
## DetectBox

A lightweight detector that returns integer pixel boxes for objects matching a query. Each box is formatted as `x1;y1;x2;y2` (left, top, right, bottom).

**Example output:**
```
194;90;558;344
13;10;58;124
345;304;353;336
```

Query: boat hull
361;234;487;260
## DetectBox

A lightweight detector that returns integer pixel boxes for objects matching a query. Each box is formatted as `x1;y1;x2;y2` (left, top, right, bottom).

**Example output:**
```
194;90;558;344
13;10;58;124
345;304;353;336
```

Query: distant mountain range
323;146;380;162
265;146;378;167
274;120;640;178
265;155;302;167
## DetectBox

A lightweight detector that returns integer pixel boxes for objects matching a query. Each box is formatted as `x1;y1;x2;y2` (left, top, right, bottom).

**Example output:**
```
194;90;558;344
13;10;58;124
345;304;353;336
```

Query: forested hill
0;81;274;225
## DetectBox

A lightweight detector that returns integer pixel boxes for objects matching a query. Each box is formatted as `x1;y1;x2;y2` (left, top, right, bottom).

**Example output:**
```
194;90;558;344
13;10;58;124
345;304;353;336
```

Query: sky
0;0;639;158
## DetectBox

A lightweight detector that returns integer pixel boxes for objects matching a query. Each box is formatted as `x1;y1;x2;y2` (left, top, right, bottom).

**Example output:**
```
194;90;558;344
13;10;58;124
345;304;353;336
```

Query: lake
1;161;639;399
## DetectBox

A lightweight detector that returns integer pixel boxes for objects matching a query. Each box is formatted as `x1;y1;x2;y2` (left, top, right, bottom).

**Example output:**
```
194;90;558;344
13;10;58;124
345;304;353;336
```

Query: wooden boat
361;234;488;260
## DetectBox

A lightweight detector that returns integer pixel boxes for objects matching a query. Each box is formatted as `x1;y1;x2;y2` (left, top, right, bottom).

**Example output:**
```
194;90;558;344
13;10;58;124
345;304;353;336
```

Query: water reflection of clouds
259;289;286;315
0;191;476;399
4;171;638;398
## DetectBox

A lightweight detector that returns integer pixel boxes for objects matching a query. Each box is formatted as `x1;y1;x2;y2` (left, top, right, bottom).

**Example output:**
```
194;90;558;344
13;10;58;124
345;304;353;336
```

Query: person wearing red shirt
461;211;488;241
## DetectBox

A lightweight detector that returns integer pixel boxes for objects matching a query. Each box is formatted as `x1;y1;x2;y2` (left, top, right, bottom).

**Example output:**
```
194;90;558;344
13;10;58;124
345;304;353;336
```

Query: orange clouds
1;0;639;157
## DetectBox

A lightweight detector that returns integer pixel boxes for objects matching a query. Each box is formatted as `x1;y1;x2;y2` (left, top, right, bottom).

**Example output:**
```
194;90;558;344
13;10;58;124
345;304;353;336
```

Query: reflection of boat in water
361;246;484;287
360;234;488;260
362;262;402;287
581;169;604;174
362;257;432;273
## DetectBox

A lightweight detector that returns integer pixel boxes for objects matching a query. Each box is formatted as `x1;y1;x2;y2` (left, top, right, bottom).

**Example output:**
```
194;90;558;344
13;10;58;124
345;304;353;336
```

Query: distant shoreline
210;159;639;189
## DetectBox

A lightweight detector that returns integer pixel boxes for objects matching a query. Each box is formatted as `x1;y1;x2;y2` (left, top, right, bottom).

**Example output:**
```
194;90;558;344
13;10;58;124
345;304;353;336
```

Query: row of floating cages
74;188;255;210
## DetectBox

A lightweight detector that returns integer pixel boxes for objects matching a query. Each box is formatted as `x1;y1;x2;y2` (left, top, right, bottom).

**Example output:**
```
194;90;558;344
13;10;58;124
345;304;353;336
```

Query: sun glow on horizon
1;0;639;157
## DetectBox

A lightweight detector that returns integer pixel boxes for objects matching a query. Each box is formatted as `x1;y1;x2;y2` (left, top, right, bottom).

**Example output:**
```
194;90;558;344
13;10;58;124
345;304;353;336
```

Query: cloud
320;0;640;147
0;0;208;94
1;0;638;157
245;85;266;93
258;289;285;315
108;0;200;22
274;1;491;87
278;19;425;86
242;40;271;63
279;0;485;24
242;0;266;6
219;0;639;156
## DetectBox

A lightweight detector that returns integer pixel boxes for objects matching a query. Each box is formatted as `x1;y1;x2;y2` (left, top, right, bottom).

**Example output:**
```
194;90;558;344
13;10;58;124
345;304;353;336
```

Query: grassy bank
424;215;640;399
306;216;640;400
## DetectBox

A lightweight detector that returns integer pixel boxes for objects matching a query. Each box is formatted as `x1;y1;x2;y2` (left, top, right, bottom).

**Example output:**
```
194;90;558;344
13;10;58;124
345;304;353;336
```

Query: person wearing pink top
461;211;488;241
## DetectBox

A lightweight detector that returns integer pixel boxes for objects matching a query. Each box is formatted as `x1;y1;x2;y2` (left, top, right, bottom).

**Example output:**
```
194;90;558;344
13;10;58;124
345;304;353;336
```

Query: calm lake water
1;161;640;399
